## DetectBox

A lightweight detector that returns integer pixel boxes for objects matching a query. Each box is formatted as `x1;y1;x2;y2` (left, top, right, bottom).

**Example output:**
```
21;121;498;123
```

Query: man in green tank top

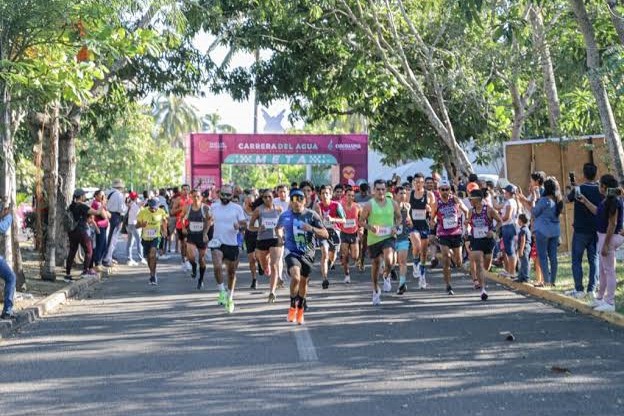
360;179;402;305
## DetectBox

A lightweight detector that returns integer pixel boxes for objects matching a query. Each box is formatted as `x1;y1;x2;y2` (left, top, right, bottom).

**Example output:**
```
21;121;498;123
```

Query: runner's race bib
412;209;426;221
376;226;392;236
442;216;458;230
145;228;157;239
189;221;203;232
345;219;357;228
323;219;333;228
473;226;489;239
263;218;278;229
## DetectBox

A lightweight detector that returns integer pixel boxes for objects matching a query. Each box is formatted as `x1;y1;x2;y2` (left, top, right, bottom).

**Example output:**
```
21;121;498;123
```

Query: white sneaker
588;298;605;308
594;302;615;312
565;290;586;299
412;264;420;278
418;275;427;290
127;260;138;267
343;275;351;284
382;277;392;293
140;259;148;265
182;260;192;272
372;290;382;305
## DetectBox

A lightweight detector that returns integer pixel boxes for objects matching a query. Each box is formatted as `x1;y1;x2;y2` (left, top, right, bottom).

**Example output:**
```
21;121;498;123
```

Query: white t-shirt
127;201;141;225
502;198;518;226
210;202;247;246
274;198;290;213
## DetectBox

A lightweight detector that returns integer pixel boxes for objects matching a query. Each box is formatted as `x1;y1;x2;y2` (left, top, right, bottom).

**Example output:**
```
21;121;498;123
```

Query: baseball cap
504;184;517;194
290;189;305;198
73;188;86;198
467;182;480;194
147;198;159;208
129;191;138;200
439;179;451;188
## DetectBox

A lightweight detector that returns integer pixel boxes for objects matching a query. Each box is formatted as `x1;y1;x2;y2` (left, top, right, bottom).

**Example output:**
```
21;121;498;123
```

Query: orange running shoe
287;307;297;322
296;308;305;325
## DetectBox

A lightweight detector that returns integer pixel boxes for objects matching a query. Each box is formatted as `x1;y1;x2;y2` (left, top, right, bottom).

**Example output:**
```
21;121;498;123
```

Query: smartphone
574;186;581;199
569;171;576;185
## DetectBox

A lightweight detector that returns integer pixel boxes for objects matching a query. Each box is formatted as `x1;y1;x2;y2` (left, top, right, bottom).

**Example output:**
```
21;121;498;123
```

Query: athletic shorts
244;230;258;254
187;237;207;250
411;227;429;239
256;238;279;251
340;232;358;245
319;229;341;251
469;237;496;255
212;244;240;262
368;238;395;259
176;228;187;241
396;239;410;252
438;235;463;249
142;238;160;257
285;253;313;278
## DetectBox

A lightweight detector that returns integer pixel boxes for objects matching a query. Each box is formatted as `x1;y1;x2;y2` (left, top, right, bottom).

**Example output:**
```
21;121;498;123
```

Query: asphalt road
1;249;623;416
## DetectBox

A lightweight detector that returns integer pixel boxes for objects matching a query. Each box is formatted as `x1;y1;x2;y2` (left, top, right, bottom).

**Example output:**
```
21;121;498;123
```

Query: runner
208;185;247;313
136;199;168;285
243;190;260;289
315;185;346;289
339;187;362;284
360;179;402;305
276;189;328;325
183;190;211;290
273;184;290;288
467;189;502;300
333;184;345;202
395;186;413;294
430;180;468;295
249;189;284;303
409;173;435;289
355;182;372;272
171;184;192;271
300;181;316;210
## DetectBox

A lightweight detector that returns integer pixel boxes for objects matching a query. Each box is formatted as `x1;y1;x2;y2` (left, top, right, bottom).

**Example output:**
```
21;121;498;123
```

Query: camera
607;187;622;197
569;171;576;185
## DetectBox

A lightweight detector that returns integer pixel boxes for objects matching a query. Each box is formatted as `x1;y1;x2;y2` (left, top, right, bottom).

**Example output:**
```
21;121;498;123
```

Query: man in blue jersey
276;189;328;325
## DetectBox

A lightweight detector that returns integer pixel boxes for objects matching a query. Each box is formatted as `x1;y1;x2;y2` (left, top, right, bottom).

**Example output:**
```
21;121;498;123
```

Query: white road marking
293;327;319;362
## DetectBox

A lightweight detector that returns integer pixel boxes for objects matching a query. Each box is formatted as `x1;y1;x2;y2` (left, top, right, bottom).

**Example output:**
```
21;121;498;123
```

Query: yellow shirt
137;208;167;241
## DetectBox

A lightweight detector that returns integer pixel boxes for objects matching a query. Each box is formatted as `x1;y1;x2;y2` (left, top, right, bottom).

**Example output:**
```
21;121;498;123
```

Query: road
1;250;623;416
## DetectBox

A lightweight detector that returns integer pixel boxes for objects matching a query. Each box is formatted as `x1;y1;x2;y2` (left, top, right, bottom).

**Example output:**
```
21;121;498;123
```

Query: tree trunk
55;122;78;266
570;0;624;180
607;1;624;45
39;105;60;281
528;4;561;135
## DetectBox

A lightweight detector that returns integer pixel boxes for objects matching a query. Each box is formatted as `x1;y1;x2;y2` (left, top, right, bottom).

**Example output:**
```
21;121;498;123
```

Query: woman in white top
125;192;145;266
501;185;519;277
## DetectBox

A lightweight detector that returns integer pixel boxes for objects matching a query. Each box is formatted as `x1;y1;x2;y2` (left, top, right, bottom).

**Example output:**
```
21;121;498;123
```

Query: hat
111;179;125;189
147;198;159;208
73;188;86;198
504;184;517;194
290;189;305;198
129;191;138;200
439;179;451;188
467;182;480;194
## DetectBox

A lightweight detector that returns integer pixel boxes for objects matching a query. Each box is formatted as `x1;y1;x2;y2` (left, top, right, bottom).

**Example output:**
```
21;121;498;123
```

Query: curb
0;275;101;340
487;271;624;328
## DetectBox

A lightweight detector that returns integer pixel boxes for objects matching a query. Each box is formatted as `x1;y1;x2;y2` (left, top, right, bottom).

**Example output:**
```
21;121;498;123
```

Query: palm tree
152;94;201;148
201;112;236;133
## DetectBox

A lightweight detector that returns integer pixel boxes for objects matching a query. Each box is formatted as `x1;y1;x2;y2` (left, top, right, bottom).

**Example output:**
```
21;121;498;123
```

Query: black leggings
66;229;93;275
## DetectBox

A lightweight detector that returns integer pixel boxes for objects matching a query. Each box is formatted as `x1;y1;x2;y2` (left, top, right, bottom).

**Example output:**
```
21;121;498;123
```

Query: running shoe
322;279;329;289
277;279;285;289
390;269;398;281
296;308;305;325
197;278;204;290
481;291;488;301
588;298;605;308
372;290;382;306
343;274;351;284
287;307;297;322
418;275;428;290
217;290;227;305
191;272;197;280
397;283;407;295
268;293;276;303
182;260;192;272
149;276;157;286
140;259;148;265
382;277;392;293
64;275;73;282
446;285;454;295
250;279;258;290
225;298;235;313
412;263;420;278
594;302;615;312
127;260;138;267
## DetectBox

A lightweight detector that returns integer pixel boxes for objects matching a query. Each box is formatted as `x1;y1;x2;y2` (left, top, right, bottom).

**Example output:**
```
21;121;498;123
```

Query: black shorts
470;237;495;255
438;235;463;249
411;227;429;239
176;228;187;241
142;238;160;257
212;244;240;262
368;238;396;259
256;238;279;251
285;253;313;278
187;237;207;250
244;230;258;254
340;232;358;245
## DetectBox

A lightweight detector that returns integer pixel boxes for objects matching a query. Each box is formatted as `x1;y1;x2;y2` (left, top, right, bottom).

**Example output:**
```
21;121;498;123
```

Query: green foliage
76;105;184;190
222;164;306;189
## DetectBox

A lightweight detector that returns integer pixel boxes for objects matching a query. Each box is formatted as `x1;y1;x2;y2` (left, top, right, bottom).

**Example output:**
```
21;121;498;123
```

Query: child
516;213;531;283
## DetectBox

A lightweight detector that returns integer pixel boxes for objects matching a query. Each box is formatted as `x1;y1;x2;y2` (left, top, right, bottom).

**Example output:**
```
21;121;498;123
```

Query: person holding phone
565;163;602;299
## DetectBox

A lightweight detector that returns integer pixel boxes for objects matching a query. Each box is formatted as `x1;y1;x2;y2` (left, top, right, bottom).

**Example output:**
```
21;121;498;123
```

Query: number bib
189;221;203;233
344;219;357;228
412;209;426;221
473;226;489;239
442;216;458;230
323;219;334;229
376;226;392;236
144;228;157;239
263;218;277;229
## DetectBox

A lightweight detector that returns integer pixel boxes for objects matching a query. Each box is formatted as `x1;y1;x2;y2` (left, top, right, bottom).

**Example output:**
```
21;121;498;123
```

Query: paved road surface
1;250;623;416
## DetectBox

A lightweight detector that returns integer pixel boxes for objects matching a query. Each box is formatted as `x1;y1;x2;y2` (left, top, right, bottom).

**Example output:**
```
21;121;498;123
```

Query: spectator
500;184;519;277
65;189;102;280
578;174;623;312
90;190;110;271
0;203;16;320
532;177;563;287
565;163;602;299
102;179;127;267
515;213;531;283
517;171;546;286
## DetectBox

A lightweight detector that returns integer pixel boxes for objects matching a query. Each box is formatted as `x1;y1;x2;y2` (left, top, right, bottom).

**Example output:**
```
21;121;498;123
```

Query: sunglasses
220;192;232;198
439;188;451;192
291;195;304;202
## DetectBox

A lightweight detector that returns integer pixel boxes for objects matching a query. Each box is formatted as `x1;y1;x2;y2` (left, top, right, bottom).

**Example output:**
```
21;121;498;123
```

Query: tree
152;94;202;147
201;112;236;133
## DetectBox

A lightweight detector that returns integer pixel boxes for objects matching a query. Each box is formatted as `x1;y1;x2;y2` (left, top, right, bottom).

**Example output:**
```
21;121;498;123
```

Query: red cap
129;191;138;200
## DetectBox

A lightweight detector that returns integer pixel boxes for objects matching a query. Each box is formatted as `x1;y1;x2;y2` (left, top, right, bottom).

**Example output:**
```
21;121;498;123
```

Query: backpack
64;205;79;232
